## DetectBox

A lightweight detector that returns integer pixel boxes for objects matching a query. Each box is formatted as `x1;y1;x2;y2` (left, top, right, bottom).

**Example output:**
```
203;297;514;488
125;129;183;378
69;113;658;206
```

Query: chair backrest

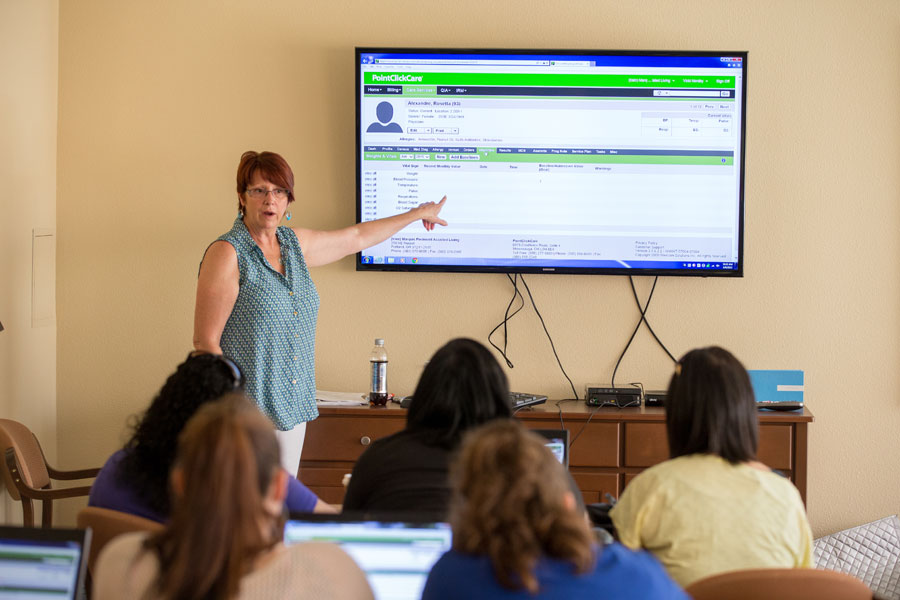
685;567;873;600
76;506;163;575
0;419;51;498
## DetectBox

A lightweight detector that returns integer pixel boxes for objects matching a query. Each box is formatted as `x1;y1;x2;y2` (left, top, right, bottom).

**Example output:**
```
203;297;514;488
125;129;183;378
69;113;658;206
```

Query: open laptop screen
0;526;90;600
532;428;570;468
284;515;451;600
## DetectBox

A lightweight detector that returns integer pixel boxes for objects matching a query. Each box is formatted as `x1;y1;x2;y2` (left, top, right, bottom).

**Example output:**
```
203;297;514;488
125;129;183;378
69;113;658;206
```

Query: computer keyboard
509;392;548;410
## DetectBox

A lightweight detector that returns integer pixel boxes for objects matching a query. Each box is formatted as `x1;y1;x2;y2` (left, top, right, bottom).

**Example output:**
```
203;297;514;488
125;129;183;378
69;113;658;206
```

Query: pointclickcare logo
371;74;424;82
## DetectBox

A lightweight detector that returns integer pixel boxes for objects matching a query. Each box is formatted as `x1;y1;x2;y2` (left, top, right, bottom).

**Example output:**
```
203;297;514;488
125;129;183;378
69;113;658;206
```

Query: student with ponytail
94;394;373;600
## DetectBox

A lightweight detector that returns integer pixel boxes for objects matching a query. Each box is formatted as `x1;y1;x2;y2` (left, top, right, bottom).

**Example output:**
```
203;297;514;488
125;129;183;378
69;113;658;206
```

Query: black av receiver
585;385;641;408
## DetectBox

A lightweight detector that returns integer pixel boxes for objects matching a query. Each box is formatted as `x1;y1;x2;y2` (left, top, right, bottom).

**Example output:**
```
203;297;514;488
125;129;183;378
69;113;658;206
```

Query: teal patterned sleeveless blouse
215;218;319;430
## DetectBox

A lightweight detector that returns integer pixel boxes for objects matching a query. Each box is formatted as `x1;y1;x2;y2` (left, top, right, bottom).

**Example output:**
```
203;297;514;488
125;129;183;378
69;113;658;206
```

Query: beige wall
53;0;899;536
0;0;59;525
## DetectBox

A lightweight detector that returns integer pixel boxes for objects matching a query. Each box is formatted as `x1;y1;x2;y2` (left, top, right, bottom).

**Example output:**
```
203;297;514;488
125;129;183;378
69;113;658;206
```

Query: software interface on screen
284;519;452;600
0;537;82;599
545;438;567;465
357;50;745;273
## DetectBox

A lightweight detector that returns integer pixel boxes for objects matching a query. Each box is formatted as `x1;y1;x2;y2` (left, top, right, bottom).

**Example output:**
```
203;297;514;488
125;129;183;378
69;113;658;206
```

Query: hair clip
187;350;245;390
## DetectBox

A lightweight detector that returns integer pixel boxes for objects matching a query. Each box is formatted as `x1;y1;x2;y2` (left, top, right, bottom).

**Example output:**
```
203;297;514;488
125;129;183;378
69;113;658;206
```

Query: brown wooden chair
76;506;163;578
0;418;100;527
685;567;873;600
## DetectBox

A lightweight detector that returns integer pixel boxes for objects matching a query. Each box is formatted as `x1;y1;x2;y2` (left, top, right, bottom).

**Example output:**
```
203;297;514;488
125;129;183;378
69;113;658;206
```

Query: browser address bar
653;90;729;97
374;59;551;65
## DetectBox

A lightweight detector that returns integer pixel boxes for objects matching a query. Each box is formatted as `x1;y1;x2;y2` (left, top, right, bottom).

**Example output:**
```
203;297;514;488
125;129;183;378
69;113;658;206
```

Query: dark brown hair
235;151;295;213
118;352;244;518
665;346;758;463
406;338;512;448
449;420;594;594
144;393;282;599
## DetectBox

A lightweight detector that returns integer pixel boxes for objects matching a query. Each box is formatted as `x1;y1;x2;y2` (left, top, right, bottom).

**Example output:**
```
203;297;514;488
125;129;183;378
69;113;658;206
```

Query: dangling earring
285;210;292;221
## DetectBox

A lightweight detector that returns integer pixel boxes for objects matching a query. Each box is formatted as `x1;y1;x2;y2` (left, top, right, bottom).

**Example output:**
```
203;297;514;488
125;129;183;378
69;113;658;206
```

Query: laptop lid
0;525;91;600
532;428;570;468
284;514;451;600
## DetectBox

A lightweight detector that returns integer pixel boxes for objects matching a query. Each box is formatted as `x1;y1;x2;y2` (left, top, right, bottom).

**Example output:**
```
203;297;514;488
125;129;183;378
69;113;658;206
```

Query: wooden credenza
299;402;813;505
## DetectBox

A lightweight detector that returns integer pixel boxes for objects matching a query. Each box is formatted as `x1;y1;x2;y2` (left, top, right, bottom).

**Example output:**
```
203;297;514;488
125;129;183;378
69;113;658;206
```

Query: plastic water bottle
368;339;389;406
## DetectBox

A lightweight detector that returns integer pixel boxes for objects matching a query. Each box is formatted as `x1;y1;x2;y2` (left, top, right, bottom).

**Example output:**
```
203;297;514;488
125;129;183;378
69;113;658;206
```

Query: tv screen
356;48;746;276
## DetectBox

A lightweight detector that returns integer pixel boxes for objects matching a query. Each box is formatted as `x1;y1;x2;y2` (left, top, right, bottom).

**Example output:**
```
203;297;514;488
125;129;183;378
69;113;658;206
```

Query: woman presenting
194;150;447;475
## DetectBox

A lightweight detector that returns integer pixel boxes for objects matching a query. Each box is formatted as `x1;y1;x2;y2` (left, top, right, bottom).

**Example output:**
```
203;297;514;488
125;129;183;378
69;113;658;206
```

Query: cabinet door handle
360;436;371;446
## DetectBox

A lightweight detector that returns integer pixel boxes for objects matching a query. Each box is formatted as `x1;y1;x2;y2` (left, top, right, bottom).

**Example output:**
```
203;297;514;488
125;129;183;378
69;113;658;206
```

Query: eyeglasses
245;188;289;200
187;351;245;390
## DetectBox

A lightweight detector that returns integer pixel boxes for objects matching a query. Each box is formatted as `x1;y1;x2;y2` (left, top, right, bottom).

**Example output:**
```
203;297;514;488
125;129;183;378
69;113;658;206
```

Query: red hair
235;151;295;213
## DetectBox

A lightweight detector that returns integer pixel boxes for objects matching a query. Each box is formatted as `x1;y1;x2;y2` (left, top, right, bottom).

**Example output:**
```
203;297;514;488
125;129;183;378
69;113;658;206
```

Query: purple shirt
89;449;319;522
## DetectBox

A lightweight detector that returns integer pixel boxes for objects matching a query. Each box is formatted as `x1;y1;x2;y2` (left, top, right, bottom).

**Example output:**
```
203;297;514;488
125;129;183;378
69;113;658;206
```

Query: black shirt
341;425;586;519
342;428;454;518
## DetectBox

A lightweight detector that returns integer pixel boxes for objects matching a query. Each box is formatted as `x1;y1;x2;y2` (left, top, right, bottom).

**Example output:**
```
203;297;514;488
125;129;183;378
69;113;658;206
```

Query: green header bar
363;149;732;166
300;535;448;544
364;72;735;88
0;551;74;563
0;586;69;595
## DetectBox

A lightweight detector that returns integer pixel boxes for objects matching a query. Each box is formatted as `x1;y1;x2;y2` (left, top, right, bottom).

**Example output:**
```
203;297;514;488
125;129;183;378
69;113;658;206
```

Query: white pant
274;423;306;478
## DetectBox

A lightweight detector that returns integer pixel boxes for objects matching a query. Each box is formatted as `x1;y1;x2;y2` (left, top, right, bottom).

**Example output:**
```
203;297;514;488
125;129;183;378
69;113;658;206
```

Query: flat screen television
356;48;747;276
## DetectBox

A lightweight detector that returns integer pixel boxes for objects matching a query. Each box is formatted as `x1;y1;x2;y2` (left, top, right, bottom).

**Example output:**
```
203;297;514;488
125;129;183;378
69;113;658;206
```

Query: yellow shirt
610;454;813;588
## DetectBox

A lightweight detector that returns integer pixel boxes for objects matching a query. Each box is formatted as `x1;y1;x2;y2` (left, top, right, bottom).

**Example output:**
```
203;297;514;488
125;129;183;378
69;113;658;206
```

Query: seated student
342;338;512;516
610;346;813;587
421;420;686;599
89;352;333;522
94;394;373;600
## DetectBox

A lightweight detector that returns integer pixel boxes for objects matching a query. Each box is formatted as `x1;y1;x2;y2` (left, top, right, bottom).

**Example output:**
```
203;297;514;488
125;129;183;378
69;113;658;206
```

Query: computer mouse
400;395;413;409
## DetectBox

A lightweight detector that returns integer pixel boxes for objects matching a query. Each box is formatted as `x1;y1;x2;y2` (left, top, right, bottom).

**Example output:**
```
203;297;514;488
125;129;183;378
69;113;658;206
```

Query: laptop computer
0;525;91;600
284;514;451;600
748;369;805;411
532;428;570;467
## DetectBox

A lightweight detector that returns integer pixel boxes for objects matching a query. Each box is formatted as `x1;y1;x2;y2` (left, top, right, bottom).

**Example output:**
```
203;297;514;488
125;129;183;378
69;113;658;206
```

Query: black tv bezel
355;47;747;278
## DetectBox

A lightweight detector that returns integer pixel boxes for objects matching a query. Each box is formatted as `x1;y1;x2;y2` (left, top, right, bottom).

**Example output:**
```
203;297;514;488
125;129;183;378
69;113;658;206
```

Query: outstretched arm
296;196;447;268
193;241;239;354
